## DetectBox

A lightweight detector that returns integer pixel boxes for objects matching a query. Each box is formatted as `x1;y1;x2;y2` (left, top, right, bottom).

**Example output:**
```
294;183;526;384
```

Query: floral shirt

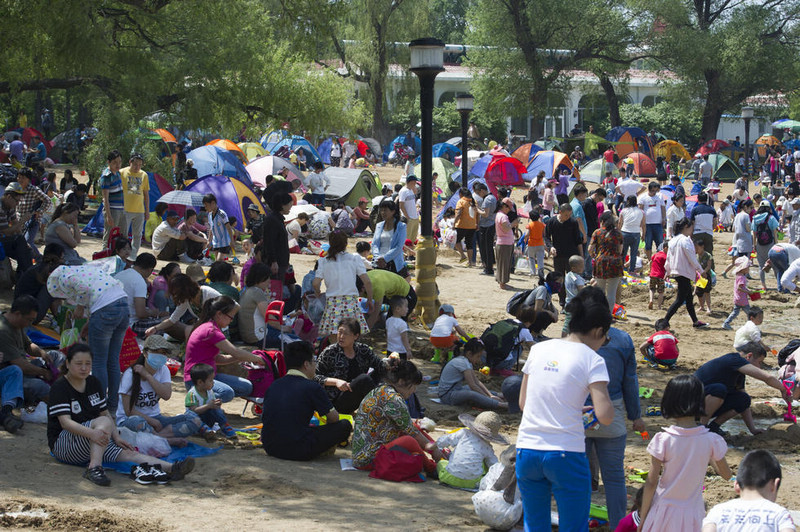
590;227;624;279
352;384;416;468
313;342;385;401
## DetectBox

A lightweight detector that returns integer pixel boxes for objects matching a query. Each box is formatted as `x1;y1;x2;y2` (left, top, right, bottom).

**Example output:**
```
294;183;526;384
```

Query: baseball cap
165;209;180;218
439;304;455;316
4;182;23;195
406;175;418;183
247;204;260;212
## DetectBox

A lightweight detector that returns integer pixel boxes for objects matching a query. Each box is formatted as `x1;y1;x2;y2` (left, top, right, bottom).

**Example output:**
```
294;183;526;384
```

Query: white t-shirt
168;285;220;324
517;339;609;453
115;364;171;424
114;268;148;326
307;171;329;195
431;314;458;338
398;187;419;220
386;316;409;353
152;221;182;254
316;252;366;297
286;219;302;238
617;178;642;199
734;320;762;350
620;207;644;233
703;498;796;532
639;193;665;224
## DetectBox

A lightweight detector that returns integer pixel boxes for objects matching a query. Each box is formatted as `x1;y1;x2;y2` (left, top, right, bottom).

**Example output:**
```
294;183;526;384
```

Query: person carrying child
386;296;413;360
638;374;731;532
648;242;667;310
435;411;507;489
702;449;796;532
695;239;715;314
562;255;585;336
438;338;508;410
733;306;769;353
722;256;757;330
640;319;680;368
430;304;468;362
261;341;352;461
185;363;237;440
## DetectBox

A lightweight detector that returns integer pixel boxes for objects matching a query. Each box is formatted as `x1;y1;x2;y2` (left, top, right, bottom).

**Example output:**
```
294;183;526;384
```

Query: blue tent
414;142;461;164
437;177;486;221
260;130;289;151
383;134;422;161
468;153;496;178
317;137;334;165
186;145;253;189
267;136;321;164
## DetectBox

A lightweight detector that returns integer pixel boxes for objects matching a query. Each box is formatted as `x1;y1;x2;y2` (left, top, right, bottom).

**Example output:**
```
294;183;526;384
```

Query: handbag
368;444;425;483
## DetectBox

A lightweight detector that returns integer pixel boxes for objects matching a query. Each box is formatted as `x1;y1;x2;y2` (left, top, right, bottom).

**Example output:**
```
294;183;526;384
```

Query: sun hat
499;444;517;467
142;334;177;353
185;263;206;283
459;412;508;444
734;256;751;274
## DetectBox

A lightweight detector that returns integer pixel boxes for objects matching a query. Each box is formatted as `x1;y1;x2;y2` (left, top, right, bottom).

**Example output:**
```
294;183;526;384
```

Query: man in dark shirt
13;243;64;323
695;342;789;437
545;203;583;305
787;176;800;198
0;182;33;276
261;341;351;461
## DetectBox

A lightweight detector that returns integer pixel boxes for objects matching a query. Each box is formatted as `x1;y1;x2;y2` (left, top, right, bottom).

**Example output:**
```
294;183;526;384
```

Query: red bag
368;444;425;483
92;226;123;260
269;279;283;301
247;350;286;399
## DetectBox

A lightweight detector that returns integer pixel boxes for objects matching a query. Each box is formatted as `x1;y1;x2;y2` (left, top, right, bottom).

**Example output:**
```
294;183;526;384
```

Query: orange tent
153;128;176;144
206;138;247;163
511;143;543;165
618;152;657;177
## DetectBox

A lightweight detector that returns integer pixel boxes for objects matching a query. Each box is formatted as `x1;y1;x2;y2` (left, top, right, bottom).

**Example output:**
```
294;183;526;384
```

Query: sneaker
148;464;170;484
84;466;111;486
721;323;733;331
221;423;237;439
707;422;728;437
1;412;23;434
198;257;214;266
178;253;194;264
130;464;156;485
168;457;195;481
693;321;709;329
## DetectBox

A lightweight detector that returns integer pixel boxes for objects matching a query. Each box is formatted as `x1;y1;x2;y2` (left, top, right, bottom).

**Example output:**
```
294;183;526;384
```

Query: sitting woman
44;203;85;265
116;335;201;443
332;201;355;236
351;357;444;475
314;318;385;414
371;199;408;278
145;274;221;342
183;296;265;401
47;343;195;487
111;237;133;273
148;262;180;314
352;198;371;234
238;262;272;345
438;338;508;410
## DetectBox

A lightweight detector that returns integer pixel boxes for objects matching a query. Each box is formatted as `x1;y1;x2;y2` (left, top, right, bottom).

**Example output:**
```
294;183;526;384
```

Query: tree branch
0;77;114;95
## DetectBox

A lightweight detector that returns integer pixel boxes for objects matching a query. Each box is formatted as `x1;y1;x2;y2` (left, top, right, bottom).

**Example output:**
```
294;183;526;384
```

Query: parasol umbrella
158;190;204;209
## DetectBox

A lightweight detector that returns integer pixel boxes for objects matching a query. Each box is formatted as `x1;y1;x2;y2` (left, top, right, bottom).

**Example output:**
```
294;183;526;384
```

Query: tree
619;101;703;146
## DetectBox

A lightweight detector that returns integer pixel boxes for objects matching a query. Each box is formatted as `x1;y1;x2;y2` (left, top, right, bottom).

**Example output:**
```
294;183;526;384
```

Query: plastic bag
472;489;523;531
20;401;48;424
135;432;172;458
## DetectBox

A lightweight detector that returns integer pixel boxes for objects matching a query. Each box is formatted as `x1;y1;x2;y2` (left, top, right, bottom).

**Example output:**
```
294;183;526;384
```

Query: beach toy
749;291;762;301
357;297;370;313
479;366;490;376
589;504;608;521
783;380;796;423
637;431;650;440
696;276;708;289
612;304;627;320
582;409;599;430
165;357;181;377
639;387;654;399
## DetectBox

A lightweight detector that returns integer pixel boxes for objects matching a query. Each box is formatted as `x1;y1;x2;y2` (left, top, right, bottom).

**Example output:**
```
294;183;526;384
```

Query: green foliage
619;101;703;147
430;0;471;44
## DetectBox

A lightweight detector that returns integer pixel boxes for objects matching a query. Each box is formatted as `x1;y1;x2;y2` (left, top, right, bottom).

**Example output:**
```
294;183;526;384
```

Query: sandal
83;466;111;486
2;413;23;434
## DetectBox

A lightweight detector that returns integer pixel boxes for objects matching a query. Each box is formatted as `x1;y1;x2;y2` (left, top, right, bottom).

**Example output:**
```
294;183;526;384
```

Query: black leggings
333;373;377;414
663;276;698;325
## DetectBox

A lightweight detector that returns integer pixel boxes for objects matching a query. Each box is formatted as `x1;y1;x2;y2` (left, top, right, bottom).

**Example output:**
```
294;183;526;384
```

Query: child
438;207;456;248
241;238;254;262
733;306;768;353
145;202;168;243
202;193;232;262
614;487;643;532
185;363;237;439
722;256;756;330
227;217;243;242
562;255;585;336
640;319;679;367
648;242;667;310
717;199;734;231
695;239;715;314
386;296;412;360
355;241;373;270
639;374;731;532
542;181;555;216
525;212;546;277
435;412;507;489
438;338;508;409
430;304;468;363
702;450;795;532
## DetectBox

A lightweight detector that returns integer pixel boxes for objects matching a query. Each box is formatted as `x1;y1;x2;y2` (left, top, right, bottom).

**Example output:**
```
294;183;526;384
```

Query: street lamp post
456;93;474;187
409;37;445;326
742;106;754;180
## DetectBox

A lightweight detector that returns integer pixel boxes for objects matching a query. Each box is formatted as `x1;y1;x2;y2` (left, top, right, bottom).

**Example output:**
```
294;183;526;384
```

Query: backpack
755;218;774;246
778;339;800;367
506;289;536;317
248;349;286;399
480;319;523;368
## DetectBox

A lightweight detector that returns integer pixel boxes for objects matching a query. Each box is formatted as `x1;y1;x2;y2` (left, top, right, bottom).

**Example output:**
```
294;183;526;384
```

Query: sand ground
1;165;799;531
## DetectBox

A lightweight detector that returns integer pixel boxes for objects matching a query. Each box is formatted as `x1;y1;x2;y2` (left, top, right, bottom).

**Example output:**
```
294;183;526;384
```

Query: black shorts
455;228;475;249
704;383;751;417
212;246;232;254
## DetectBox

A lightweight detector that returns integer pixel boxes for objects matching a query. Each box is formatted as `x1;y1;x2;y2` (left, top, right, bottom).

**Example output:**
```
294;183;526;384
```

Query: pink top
147;275;169;309
495;212;514;245
734;274;749;306
614;511;638;532
596;201;605;221
664;233;702;280
183;321;227;383
543;188;555;211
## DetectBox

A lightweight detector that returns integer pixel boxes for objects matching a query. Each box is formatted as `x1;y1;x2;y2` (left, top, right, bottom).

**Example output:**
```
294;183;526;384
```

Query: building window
642;95;663;108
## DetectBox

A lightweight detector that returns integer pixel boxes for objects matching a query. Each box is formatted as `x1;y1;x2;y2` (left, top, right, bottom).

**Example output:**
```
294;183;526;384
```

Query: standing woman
751;200;779;291
454;187;478;267
723;199;754;277
618;196;645;275
589;211;625;309
44;203;85;265
515;287;614;530
494;197;517;289
371;199;408;277
665;193;685;240
47;265;130;414
662;218;708;328
314;230;374;341
262;192;293;283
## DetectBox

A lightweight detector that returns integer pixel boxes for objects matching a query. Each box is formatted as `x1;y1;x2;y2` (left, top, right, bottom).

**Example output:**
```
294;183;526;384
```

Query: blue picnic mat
53;442;222;475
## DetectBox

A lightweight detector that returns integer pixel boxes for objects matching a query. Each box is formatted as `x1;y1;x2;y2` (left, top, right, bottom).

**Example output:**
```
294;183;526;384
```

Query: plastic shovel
783;380;796;423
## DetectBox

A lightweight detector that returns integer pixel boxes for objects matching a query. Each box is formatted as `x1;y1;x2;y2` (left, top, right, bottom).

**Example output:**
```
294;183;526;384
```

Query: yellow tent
755;135;782;157
238;142;266;161
653;140;691;161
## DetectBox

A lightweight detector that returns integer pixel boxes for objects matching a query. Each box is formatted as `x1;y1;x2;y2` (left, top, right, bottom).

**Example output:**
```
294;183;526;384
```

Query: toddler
355;241;373;270
185;363;236;439
639;319;679;367
562;255;585;336
615;487;643;532
241;238;254;262
386;296;412;360
430;304;468;363
722;256;756;330
648;242;667;310
733;306;768;353
695;239;715;314
435;412;507;489
525;212;546;276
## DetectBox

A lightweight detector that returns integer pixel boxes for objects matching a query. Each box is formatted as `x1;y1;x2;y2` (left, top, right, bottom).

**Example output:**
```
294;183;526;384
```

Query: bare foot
648;302;653;310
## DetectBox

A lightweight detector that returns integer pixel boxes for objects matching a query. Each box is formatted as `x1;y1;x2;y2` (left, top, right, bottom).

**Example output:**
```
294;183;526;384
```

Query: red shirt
603;148;616;163
649;251;667;279
647;330;679;361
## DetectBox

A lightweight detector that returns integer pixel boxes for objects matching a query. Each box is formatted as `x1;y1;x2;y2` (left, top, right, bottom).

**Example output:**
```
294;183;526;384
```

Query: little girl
639;374;731;532
435;411;507;489
614;487;643;532
430;304;468;362
542;181;555;216
438;338;507;409
386;296;412;359
148;262;180;314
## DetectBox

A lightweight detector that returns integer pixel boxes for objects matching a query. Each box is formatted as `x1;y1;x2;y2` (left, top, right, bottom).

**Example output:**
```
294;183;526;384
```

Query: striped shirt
100;167;124;210
209;208;231;249
47;375;107;449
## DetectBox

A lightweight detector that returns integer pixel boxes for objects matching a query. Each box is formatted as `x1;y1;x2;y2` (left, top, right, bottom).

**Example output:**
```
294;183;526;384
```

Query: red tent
22;127;53;153
696;139;730;157
485;156;527;195
619;152;657;177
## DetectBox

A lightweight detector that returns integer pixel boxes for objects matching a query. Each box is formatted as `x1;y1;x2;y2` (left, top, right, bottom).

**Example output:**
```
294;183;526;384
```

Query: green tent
324;168;384;208
707;153;742;182
413;157;456;193
580;158;618;184
561;133;615;157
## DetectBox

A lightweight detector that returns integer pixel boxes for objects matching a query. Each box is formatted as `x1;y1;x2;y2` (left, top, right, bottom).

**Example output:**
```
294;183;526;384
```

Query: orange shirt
455;197;477;229
527;220;545;247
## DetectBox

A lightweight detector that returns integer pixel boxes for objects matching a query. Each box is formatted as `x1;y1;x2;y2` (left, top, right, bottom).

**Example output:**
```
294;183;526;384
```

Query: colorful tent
605;127;651;158
511;143;543;165
696;139;730;157
153;128;177;144
469;153;501;178
148;172;174;212
527;151;575;180
206;139;247;163
653;140;691;161
706;153;742;182
361;138;382;158
432;143;460;160
186;145;253;189
413;158;457;193
238;142;266;162
561;133;613;157
260;130;289;151
383;134;422;161
485;156;527;194
266;136;321;164
580;158;618;184
324;168;383;208
755;134;782;157
184;174;265;231
619;152;657;177
246;155;305;189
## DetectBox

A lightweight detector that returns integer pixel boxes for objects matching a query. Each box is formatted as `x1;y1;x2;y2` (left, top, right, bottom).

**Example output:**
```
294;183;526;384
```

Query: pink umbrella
246;155;305;189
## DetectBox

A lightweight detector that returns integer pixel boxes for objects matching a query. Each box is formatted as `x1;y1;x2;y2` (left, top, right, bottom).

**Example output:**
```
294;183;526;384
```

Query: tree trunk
372;77;387;144
599;74;621;128
701;70;723;141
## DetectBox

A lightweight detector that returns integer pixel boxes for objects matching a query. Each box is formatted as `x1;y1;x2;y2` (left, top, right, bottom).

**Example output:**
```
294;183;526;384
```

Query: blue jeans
87;298;130;414
119;411;202;437
0;365;24;408
151;289;172;313
644;223;663;253
310;193;325;206
25;217;41;259
517;448;591;532
184;373;253;403
621;232;640;274
198;406;228;428
439;385;501;409
769;247;790;292
724;304;750;328
585;435;627;529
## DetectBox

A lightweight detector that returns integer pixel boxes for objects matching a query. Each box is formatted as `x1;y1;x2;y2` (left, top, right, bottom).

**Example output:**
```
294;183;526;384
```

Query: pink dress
641;425;727;532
